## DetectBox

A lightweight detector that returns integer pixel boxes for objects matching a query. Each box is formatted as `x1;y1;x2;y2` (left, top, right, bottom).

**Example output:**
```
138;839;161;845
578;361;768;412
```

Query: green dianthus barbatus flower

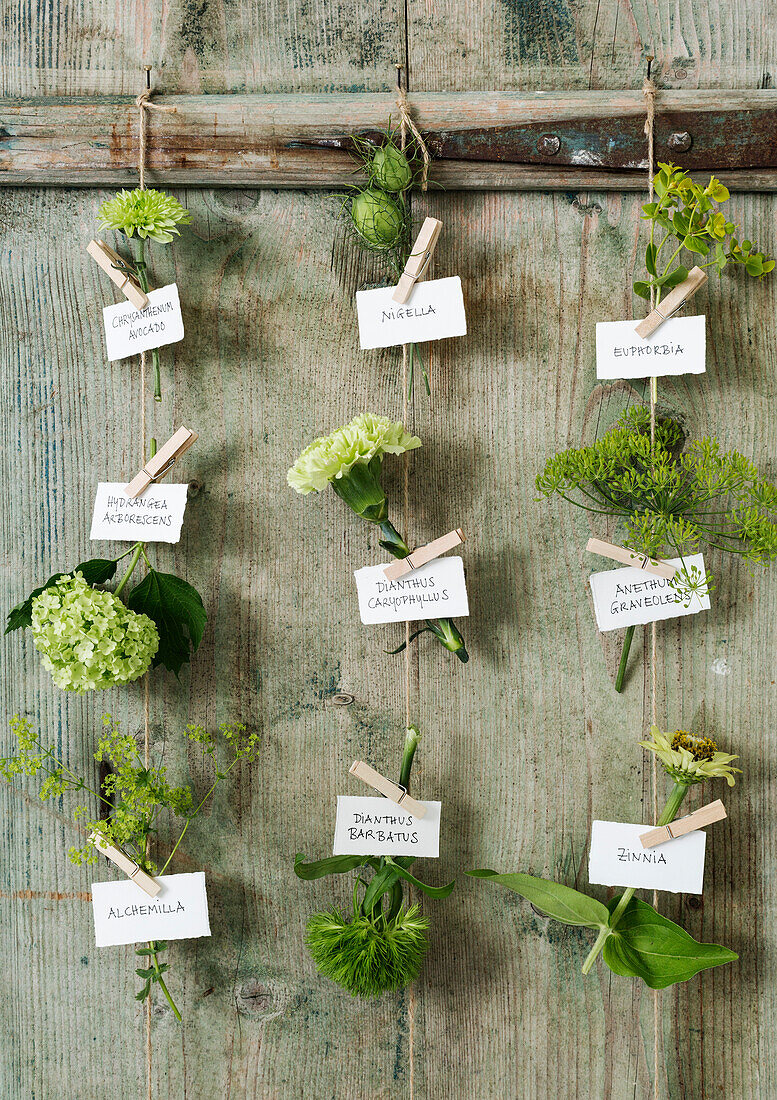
30;574;159;692
98;188;192;243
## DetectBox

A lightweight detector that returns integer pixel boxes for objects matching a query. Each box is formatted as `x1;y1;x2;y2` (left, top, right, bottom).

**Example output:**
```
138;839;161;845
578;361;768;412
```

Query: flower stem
148;941;182;1020
132;238;162;402
581;781;689;975
114;542;144;598
615;625;636;692
399;725;419;789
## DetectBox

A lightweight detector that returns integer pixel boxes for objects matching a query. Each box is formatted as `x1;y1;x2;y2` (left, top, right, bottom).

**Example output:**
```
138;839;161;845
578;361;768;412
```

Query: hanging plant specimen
536;406;777;688
1;714;259;1018
468;728;740;988
294;726;454;997
6;543;206;691
288;412;469;662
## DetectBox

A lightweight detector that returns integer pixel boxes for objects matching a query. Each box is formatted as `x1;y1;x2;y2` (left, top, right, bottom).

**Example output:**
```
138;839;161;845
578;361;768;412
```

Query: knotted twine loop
395;65;430;192
135;88;176;191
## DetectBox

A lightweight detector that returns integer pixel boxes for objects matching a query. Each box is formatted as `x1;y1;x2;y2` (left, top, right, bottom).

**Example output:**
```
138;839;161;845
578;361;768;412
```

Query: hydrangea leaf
602;895;738;989
128;569;206;676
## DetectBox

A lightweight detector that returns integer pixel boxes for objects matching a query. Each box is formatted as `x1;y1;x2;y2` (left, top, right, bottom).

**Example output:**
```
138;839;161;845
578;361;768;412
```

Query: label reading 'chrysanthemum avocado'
333;796;441;857
589;821;706;894
102;283;184;362
596;315;705;379
589;553;710;632
90;483;188;543
355;276;467;350
91;872;211;947
354;556;469;625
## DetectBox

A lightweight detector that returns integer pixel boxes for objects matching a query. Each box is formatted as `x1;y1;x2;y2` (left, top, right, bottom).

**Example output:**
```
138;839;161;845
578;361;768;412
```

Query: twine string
395;65;430;193
643;66;660;1100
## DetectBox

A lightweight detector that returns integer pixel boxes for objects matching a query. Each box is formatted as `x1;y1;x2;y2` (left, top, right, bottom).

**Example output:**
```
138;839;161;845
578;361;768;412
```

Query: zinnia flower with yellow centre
639;725;741;787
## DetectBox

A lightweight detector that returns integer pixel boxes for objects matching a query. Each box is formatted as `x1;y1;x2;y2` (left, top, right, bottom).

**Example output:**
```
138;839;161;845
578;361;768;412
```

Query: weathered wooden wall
2;3;776;1099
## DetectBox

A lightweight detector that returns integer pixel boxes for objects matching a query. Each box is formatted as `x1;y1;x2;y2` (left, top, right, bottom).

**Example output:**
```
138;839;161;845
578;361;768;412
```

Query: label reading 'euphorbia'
595;315;705;379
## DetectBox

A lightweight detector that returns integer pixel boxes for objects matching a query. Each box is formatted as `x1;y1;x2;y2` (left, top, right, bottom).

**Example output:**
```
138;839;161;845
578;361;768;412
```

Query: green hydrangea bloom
30;574;159;692
98;188;192;243
287;413;421;494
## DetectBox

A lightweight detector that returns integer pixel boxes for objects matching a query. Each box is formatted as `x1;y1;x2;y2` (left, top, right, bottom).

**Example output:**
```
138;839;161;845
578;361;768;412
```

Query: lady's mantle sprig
295;726;453;997
96;187;191;400
469;725;740;989
1;713;259;1019
288;414;468;662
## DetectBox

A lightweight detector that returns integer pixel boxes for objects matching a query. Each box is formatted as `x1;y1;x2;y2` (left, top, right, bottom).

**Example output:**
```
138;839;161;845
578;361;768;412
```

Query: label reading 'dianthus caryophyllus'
589;553;710;632
91;872;211;947
596;315;705;379
588;821;706;894
333;796;441;857
102;283;184;362
355;276;467;350
353;556;469;625
90;483;188;543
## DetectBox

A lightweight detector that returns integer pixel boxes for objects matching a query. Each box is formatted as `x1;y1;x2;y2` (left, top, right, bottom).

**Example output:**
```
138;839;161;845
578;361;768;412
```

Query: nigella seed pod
370;145;413;193
350;188;404;249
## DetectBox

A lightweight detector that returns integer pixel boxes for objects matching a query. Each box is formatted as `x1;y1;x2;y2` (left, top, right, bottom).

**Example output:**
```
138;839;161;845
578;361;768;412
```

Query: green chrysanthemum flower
305;906;429;997
639;725;741;787
30;574;159;692
287;413;421;496
98;188;192;243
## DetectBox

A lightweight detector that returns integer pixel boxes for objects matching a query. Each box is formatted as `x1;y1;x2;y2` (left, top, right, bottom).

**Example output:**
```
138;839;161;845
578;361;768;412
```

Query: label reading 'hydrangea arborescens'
353;556;469;625
588;821;706;894
355;277;467;350
91;872;211;947
90;483;188;543
589;553;710;632
333;796;441;857
103;284;184;362
595;315;705;379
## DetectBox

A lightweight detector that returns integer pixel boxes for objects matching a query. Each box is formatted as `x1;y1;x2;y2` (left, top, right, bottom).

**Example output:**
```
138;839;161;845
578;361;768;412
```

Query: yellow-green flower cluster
287;413;421;494
640;725;741;787
98;188;192;243
30;574;159;692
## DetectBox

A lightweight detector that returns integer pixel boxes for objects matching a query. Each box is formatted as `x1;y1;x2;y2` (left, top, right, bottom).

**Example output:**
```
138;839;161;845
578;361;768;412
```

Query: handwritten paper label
589;553;710;632
589;820;706;894
91;872;211;947
333;796;441;857
356;276;467;350
89;482;188;544
354;556;469;625
596;315;705;378
103;283;184;362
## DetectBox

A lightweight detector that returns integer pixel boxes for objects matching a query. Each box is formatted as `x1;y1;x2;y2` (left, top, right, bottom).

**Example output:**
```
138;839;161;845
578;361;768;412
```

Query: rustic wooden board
2;178;775;1098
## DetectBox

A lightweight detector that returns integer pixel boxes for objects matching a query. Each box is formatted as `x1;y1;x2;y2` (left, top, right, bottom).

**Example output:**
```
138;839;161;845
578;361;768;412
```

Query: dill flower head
287;413;421;496
640;725;741;787
30;574;159;692
98;188;192;243
305;906;429;997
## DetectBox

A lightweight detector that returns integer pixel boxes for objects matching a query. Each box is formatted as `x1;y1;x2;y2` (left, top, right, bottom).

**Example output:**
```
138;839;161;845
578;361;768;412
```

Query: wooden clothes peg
349;761;427;819
383;529;465;581
87;238;150;311
586;537;677;580
90;832;161;897
640;800;727;848
124;426;197;499
634;266;708;339
393;217;443;305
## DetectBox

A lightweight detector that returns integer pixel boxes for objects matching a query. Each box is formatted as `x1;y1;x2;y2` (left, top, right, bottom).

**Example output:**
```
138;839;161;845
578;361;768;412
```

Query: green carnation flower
98;188;192;243
287;413;420;496
305;906;429;997
30;574;159;692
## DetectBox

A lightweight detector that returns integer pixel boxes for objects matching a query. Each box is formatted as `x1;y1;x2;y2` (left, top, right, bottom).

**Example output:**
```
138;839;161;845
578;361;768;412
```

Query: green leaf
293;853;370;880
135;947;156;956
361;863;403;913
633;281;652;301
656;265;690;291
128;569;207;676
467;870;608;929
645;242;657;276
602;896;737;989
5;557;118;634
135;966;156;979
386;858;455;898
683;235;710;255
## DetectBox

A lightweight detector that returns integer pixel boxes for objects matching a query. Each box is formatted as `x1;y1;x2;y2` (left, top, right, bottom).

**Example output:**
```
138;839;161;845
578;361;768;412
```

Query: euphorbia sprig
635;162;774;302
1;713;259;1019
468;727;740;989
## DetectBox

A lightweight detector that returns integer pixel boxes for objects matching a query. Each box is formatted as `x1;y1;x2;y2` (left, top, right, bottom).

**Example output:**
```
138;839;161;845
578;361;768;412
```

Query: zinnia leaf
467;870;609;928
